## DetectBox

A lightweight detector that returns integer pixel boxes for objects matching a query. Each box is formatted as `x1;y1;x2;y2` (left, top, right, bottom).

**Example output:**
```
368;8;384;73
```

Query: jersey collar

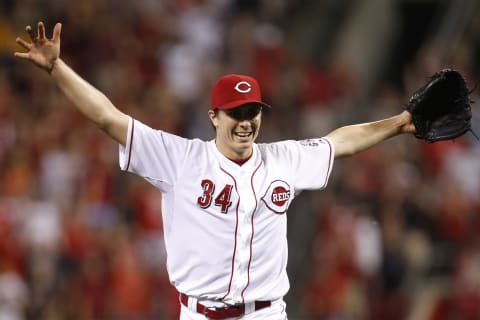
209;140;260;172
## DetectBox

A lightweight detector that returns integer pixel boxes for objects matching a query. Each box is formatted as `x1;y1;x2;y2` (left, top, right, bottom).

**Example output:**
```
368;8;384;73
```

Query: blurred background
1;0;480;319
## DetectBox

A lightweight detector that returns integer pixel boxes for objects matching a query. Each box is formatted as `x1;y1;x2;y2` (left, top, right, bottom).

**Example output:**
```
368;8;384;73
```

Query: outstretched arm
14;22;129;145
326;110;415;159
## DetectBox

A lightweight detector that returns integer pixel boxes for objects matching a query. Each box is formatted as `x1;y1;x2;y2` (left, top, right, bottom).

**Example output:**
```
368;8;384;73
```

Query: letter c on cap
234;81;252;93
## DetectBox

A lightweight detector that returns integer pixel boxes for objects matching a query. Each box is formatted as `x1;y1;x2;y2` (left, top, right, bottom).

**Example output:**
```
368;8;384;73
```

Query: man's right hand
14;21;61;74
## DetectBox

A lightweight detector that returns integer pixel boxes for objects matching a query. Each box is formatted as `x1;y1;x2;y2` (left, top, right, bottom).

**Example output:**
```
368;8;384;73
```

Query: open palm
14;22;61;73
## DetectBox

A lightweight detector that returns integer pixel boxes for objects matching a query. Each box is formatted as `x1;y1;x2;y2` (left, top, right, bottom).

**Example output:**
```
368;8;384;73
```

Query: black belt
180;293;271;319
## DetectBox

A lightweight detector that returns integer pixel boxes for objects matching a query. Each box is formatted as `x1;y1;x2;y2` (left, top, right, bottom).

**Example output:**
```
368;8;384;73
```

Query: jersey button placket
231;173;254;302
233;216;250;301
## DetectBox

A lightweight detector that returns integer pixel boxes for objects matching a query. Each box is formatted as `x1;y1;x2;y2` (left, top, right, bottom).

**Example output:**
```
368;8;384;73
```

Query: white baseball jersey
119;117;334;304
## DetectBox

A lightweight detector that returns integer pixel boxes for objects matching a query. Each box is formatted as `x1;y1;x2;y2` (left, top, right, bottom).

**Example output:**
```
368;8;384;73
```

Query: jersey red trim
220;168;239;300
320;138;333;189
228;151;253;166
125;119;135;171
240;161;262;302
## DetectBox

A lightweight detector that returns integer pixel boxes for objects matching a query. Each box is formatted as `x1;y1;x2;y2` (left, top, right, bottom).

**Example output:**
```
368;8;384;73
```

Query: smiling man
208;75;269;162
15;22;416;320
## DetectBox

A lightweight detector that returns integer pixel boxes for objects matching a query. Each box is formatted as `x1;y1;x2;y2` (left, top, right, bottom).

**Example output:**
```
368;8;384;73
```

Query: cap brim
214;99;271;110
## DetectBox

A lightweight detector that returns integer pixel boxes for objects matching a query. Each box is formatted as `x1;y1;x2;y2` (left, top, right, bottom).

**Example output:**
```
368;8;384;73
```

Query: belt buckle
202;306;213;316
202;305;227;316
204;304;243;319
203;305;224;311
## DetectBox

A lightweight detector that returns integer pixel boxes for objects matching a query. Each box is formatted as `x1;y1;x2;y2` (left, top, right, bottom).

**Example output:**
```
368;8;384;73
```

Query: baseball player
14;22;415;320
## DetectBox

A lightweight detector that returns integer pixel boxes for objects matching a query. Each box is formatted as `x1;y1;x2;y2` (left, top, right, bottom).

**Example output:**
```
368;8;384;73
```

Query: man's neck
214;140;253;165
228;152;253;166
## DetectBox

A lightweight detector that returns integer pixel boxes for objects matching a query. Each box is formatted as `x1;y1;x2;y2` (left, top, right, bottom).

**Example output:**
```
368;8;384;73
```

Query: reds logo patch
261;180;292;214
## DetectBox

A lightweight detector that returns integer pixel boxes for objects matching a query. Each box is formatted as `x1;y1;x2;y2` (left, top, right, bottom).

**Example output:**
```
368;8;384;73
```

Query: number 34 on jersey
197;179;233;214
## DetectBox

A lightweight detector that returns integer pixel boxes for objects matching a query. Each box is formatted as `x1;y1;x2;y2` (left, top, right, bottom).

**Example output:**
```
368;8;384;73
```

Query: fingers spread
38;21;46;40
26;25;35;41
52;22;62;42
14;52;30;60
16;37;31;50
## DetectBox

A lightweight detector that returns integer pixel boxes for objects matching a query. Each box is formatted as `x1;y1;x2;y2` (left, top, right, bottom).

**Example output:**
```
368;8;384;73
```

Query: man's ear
208;110;218;127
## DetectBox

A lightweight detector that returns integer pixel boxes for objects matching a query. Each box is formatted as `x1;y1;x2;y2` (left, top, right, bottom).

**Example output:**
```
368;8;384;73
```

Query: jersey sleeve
119;117;189;192
281;137;335;191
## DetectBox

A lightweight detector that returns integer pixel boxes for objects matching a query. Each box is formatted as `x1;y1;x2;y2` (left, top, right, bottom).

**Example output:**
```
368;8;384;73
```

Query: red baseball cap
210;74;271;110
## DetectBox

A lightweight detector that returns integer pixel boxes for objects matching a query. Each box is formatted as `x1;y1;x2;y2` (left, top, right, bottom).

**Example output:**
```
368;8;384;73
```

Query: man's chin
234;138;252;145
232;141;253;153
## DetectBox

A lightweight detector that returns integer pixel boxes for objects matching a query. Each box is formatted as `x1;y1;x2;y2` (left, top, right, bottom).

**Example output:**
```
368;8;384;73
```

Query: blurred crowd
0;0;480;319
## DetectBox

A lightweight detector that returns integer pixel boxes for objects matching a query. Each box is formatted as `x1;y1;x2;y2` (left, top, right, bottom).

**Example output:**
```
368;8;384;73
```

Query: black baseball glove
405;68;474;143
